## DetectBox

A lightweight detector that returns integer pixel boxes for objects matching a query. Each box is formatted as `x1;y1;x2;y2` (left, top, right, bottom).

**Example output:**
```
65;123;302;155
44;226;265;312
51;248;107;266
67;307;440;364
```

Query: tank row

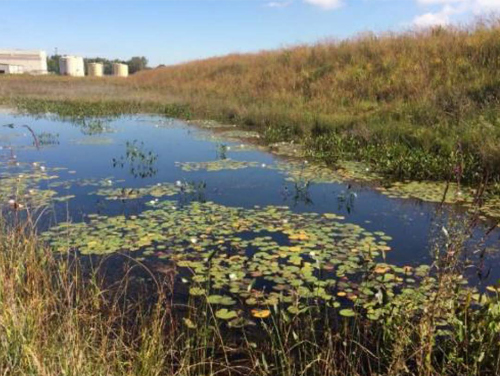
59;56;128;77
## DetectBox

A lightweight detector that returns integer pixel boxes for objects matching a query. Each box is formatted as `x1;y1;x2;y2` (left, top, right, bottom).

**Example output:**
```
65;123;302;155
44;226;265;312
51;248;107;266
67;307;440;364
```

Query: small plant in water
112;140;158;179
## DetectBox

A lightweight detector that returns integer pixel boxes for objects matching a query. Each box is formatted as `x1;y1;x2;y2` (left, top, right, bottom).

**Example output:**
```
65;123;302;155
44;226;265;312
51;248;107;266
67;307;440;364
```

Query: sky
1;0;500;66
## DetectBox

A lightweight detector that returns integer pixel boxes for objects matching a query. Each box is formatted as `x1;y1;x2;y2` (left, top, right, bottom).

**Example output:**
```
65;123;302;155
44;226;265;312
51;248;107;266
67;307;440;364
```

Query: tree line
47;55;149;75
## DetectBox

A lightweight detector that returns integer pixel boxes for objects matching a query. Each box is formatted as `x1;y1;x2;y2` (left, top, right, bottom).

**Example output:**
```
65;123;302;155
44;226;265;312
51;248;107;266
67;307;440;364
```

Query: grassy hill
131;21;500;183
3;21;500;183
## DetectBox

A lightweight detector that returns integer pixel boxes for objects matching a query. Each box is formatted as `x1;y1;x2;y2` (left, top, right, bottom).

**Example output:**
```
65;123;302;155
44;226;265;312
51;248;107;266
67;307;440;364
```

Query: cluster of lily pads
92;182;191;200
176;160;261;172
176;157;380;185
71;137;114;145
175;152;500;224
376;181;500;223
185;120;500;224
41;198;442;320
0;162;61;209
48;177;121;189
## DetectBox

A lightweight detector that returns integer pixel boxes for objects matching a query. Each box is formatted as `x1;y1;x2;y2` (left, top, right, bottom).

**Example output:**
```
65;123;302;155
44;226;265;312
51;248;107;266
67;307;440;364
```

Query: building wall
0;50;47;74
0;64;24;74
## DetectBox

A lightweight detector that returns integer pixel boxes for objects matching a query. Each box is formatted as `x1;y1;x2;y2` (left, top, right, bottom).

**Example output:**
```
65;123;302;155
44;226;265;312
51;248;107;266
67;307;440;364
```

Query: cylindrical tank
112;63;128;77
87;62;103;77
59;56;84;77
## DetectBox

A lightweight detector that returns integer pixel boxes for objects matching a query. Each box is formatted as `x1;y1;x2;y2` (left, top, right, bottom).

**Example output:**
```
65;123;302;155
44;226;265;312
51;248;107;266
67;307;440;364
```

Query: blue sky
1;0;499;66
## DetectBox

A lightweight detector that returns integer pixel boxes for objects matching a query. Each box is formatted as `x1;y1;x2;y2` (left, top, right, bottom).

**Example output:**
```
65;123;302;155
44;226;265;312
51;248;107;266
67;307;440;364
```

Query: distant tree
46;55;61;74
127;56;148;74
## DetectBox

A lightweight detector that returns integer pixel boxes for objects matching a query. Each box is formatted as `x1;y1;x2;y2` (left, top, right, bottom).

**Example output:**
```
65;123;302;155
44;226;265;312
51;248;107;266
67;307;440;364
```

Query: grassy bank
2;22;500;184
1;211;500;376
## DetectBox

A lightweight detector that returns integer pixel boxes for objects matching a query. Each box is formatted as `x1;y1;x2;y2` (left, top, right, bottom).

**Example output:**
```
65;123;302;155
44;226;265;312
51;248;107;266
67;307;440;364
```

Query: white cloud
266;1;292;8
475;0;500;11
413;0;500;27
303;0;343;10
413;12;450;26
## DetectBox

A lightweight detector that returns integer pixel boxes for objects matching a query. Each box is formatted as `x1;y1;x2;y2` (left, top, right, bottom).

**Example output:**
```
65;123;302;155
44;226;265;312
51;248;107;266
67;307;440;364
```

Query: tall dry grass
1;210;500;376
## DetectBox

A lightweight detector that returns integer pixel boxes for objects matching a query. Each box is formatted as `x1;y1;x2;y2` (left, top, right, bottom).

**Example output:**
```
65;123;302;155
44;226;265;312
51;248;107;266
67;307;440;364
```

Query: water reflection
75;118;113;136
1;112;500;286
337;186;357;213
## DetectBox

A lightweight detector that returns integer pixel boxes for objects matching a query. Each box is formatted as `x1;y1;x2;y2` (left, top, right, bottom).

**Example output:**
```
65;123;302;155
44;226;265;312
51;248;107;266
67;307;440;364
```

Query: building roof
0;50;46;57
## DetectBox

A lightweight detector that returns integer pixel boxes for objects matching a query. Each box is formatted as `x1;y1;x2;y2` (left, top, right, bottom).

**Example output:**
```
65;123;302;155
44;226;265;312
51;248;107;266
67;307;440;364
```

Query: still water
0;111;498;296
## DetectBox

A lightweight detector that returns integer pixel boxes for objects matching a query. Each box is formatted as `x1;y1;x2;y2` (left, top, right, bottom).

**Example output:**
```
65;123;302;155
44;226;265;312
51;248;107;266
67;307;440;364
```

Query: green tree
127;56;148;74
46;55;61;74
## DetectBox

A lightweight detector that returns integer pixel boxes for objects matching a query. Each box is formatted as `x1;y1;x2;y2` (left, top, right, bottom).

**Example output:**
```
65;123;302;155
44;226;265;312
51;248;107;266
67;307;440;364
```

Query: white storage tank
59;56;84;77
112;63;128;77
87;62;103;77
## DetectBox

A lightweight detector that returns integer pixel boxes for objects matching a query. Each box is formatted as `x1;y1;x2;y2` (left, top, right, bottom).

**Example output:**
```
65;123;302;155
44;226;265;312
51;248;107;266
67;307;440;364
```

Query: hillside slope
131;22;500;183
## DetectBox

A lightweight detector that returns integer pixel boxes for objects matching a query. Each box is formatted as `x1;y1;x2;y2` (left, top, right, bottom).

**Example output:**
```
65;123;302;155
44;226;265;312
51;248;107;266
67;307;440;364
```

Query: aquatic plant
71;136;114;145
176;159;260;172
37;132;60;146
112;140;158;179
42;198;447;321
91;182;190;201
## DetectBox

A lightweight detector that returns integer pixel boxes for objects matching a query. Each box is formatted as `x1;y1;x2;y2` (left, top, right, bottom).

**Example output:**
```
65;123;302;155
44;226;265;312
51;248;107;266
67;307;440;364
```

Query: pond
1;110;499;319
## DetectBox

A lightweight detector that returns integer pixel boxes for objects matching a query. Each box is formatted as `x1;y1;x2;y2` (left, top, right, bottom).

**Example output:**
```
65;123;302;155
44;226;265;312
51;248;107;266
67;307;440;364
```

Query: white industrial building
0;50;47;75
59;55;85;77
0;64;24;75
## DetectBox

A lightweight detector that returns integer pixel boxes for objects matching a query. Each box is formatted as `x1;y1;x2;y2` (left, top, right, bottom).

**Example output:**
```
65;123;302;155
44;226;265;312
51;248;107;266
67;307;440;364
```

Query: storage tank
112;63;128;77
59;56;84;77
87;62;103;77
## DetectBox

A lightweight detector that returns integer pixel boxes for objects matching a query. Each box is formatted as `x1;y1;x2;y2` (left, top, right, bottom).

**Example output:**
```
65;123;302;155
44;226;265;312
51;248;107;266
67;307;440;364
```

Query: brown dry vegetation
2;20;500;182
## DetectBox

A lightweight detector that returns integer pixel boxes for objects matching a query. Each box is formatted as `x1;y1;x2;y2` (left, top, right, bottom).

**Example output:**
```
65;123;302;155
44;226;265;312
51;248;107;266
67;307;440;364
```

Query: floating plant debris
268;142;305;158
0;167;60;209
377;181;500;223
176;159;261;172
218;130;261;139
92;182;190;200
71;137;114;145
49;177;122;189
187;119;237;130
